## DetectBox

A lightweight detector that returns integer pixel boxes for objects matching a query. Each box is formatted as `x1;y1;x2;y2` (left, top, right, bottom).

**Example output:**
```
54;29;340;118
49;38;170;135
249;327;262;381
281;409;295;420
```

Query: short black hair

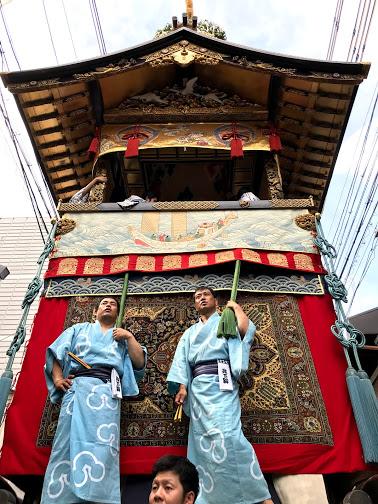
193;286;217;300
151;455;199;499
94;297;120;314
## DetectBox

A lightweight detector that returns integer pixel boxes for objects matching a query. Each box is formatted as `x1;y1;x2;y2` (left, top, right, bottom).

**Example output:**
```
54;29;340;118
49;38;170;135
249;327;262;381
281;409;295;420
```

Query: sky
0;0;377;316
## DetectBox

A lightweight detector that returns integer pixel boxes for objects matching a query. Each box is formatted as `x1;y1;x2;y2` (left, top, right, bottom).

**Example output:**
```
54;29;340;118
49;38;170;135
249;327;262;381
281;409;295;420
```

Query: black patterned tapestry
38;293;332;447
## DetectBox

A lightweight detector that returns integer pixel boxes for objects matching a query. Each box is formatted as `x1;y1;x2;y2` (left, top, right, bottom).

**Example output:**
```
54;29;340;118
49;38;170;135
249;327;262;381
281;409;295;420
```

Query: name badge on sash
111;369;122;399
217;360;233;391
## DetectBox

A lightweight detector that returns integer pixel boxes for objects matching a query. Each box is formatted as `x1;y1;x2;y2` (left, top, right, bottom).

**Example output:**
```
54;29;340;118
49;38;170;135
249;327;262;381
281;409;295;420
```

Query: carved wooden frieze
104;76;268;123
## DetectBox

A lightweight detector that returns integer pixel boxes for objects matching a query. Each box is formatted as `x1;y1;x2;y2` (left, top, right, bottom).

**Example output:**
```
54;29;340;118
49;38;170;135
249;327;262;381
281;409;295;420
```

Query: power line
0;0;20;69
42;0;59;65
88;0;107;55
327;0;345;60
61;0;78;60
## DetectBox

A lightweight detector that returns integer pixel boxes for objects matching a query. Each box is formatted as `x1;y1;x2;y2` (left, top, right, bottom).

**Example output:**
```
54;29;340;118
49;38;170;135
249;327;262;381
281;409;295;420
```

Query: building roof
1;27;370;207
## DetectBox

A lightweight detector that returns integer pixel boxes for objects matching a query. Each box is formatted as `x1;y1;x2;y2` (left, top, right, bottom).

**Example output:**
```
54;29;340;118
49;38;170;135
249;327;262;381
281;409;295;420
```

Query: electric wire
327;0;344;60
347;233;378;314
0;85;52;239
326;81;378;233
357;0;376;61
0;0;20;69
61;0;78;60
330;84;378;249
89;0;106;55
42;0;59;65
347;0;364;60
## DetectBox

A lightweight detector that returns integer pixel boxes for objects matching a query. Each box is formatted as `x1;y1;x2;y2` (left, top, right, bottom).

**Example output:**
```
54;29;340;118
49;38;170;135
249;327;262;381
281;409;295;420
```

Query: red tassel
87;127;100;158
269;130;282;152
230;138;244;159
125;137;140;158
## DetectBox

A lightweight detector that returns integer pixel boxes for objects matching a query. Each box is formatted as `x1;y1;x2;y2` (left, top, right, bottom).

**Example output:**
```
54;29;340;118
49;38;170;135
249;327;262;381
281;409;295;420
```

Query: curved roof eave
0;27;370;86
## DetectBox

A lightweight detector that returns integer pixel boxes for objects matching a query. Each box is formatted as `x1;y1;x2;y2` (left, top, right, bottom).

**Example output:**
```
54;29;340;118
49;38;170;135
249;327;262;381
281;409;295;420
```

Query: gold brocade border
51;249;323;277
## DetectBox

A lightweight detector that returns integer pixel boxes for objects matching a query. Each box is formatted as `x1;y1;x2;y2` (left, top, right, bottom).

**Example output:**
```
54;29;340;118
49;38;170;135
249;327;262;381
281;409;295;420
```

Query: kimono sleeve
167;329;191;395
44;324;78;404
228;320;255;380
121;345;147;397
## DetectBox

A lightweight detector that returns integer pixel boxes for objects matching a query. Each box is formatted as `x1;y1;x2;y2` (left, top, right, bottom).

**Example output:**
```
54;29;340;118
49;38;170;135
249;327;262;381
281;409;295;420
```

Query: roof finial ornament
186;0;193;21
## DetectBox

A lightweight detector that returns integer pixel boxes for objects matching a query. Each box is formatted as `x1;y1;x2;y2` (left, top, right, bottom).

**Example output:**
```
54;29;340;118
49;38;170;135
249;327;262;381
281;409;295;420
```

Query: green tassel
346;367;378;463
217;260;240;339
356;369;378;463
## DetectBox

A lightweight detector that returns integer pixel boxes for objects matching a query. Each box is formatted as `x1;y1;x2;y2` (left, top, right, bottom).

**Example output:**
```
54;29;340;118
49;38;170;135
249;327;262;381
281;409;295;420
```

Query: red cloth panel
45;249;324;278
0;295;370;476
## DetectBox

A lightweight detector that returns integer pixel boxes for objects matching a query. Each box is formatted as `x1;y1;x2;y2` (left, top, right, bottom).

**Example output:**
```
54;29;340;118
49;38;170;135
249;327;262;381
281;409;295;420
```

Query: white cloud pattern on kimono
47;460;71;499
191;396;215;421
72;451;105;488
65;393;74;415
196;465;214;498
75;329;91;355
86;384;118;410
199;428;227;463
250;449;264;480
97;422;119;457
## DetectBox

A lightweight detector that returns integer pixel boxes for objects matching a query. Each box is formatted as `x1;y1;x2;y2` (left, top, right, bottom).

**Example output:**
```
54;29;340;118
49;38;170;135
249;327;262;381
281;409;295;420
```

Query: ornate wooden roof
1;27;370;208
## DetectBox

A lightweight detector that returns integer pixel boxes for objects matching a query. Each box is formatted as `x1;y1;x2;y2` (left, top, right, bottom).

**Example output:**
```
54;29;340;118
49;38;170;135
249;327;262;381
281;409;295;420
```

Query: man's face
149;471;195;504
194;288;217;315
96;298;118;323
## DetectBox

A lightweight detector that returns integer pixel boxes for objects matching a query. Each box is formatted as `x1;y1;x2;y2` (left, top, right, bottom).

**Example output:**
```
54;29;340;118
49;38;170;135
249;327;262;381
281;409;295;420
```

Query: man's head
95;297;119;325
193;287;218;317
149;455;199;504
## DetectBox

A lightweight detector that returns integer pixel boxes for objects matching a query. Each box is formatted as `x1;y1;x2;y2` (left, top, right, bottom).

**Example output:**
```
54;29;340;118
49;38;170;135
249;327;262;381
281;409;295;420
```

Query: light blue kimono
167;312;271;504
41;321;147;504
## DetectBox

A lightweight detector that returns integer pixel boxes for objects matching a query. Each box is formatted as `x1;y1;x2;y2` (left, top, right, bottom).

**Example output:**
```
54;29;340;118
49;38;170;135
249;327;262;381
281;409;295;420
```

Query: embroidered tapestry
52;209;317;257
38;293;332;447
98;123;269;157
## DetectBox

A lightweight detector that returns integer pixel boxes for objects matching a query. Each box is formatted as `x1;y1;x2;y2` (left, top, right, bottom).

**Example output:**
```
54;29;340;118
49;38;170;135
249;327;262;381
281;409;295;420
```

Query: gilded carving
59;202;99;212
293;254;315;271
162;255;182;270
144;41;223;68
271;198;314;208
294;214;316;232
57;258;78;275
89;163;109;203
83;258;104;275
265;158;283;200
267;253;289;268
56;218;76;236
215;250;235;262
136;256;156;271
188;254;208;267
110;256;129;273
106;77;267;122
152;201;218;211
241;249;262;263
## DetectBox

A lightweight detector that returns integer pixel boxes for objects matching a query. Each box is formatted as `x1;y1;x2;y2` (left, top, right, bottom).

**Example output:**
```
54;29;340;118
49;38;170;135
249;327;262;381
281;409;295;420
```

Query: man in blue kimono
167;287;273;504
41;297;146;504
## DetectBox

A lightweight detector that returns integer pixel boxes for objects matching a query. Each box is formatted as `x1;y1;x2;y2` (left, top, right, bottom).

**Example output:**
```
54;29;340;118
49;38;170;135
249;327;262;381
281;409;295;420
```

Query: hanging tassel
231;123;244;159
269;127;282;152
352;346;378;463
124;125;145;159
87;126;100;158
125;137;140;158
230;138;244;159
217;260;241;339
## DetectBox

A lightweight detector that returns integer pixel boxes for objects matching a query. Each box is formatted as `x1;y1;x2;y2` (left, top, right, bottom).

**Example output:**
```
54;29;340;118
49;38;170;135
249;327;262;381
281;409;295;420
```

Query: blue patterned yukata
167;312;270;504
41;321;146;504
